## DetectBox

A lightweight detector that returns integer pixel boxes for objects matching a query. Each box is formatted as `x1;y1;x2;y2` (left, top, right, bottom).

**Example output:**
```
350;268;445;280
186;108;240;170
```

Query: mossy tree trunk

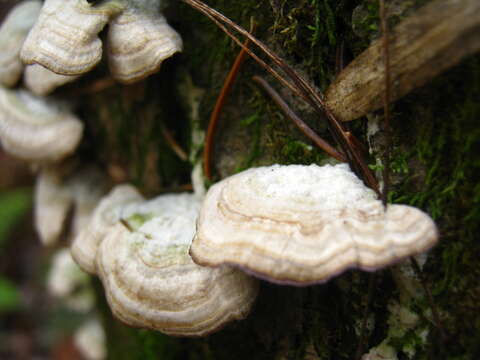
77;1;480;359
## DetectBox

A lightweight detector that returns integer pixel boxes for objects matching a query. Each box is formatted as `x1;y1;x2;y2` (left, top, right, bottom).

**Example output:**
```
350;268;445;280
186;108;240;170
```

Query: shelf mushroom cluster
0;0;440;340
0;0;184;163
0;0;182;102
72;186;259;336
68;163;438;336
0;1;85;167
0;0;183;246
21;0;183;83
0;0;78;95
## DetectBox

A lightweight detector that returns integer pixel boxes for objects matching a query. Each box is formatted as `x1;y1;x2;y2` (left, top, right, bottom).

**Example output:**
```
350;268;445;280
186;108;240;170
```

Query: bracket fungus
107;2;183;83
95;192;258;336
74;318;107;360
0;0;42;87
0;87;83;163
72;184;145;274
35;168;74;245
21;0;124;75
35;165;106;245
47;248;95;312
0;1;79;94
191;163;438;286
21;0;182;83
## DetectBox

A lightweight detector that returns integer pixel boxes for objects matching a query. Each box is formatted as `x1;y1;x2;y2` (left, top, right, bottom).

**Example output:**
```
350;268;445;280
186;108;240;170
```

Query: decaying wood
325;0;480;122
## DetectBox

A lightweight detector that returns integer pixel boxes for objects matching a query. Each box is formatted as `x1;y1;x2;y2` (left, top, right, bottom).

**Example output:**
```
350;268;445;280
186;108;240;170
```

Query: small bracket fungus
0;1;79;94
0;87;83;163
35;165;107;245
107;2;183;83
20;0;125;75
47;248;95;312
72;184;145;274
74;318;107;360
95;192;258;336
20;0;182;83
190;164;438;285
0;0;42;87
35;168;74;246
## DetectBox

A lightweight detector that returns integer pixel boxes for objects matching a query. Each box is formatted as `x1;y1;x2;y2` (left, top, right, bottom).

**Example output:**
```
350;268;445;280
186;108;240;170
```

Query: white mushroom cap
71;184;145;274
0;87;83;163
191;164;439;285
95;193;258;336
107;5;182;83
0;0;42;87
24;64;80;96
20;0;124;75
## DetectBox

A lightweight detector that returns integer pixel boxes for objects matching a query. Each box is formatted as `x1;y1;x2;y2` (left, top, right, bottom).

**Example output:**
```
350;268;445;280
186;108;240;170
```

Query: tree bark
75;1;480;359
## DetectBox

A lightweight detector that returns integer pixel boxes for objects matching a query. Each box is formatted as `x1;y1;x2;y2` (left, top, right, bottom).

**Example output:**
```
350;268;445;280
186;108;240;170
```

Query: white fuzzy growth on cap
226;163;378;222
247;163;375;205
129;193;199;246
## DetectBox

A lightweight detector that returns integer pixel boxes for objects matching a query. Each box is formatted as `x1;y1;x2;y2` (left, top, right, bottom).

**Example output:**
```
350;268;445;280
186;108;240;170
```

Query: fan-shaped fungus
95;192;258;336
191;163;438;285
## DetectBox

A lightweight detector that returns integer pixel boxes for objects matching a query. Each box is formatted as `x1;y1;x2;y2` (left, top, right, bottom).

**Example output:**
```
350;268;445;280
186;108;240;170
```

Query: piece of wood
325;0;480;121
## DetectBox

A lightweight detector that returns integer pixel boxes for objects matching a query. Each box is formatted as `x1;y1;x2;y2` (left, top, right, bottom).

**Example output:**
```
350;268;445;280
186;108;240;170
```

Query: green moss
0;188;31;248
351;0;380;47
234;112;262;172
266;119;332;165
135;330;180;360
124;213;154;230
384;56;480;358
0;277;21;312
388;328;427;358
389;58;480;214
270;0;357;90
